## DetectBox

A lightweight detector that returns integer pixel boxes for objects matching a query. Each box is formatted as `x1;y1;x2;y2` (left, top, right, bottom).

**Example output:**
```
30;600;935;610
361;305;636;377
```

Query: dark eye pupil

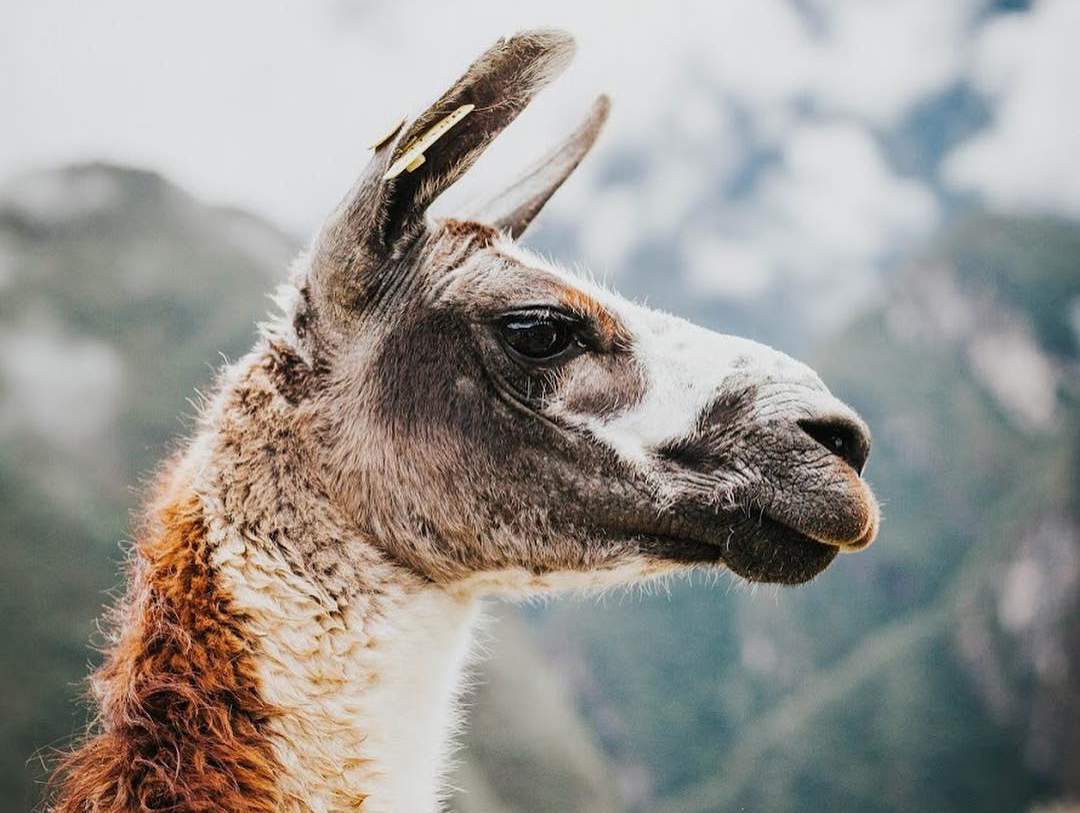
502;318;573;360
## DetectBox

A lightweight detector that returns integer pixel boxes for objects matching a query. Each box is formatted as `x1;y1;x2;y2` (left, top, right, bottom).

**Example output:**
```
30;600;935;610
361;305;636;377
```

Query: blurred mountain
2;163;1078;813
0;163;294;811
454;608;620;813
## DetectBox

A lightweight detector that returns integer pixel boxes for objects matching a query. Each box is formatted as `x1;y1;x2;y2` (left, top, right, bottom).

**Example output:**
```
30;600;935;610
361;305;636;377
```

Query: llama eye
499;316;578;362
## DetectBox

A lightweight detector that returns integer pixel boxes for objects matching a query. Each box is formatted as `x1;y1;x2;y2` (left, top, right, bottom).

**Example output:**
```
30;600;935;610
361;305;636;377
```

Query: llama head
285;30;878;591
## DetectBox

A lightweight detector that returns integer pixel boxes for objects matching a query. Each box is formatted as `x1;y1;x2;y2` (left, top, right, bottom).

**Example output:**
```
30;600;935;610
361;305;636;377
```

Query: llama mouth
717;514;842;584
712;481;879;582
631;512;840;585
624;484;878;585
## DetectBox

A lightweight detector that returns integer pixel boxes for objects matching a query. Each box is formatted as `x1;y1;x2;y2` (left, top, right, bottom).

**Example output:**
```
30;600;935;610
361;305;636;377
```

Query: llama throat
51;29;879;813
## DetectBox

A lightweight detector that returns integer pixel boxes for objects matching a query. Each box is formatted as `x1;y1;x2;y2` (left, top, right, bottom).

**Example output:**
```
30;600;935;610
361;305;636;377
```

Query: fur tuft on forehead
436;218;499;245
559;286;632;350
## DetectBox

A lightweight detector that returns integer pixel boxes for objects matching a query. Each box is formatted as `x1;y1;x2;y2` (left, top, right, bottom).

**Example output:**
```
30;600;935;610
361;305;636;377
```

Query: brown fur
559;286;632;350
48;476;282;813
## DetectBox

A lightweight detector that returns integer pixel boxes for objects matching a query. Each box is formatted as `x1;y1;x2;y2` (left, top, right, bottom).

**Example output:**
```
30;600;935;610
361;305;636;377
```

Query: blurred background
2;1;1078;812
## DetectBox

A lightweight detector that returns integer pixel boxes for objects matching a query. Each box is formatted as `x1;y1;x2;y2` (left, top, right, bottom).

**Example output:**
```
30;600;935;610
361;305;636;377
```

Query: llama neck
209;516;480;813
52;349;483;813
171;347;483;811
190;427;481;813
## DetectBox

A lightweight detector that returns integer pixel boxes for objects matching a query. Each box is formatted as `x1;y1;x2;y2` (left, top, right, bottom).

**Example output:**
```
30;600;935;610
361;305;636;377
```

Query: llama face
296;30;878;590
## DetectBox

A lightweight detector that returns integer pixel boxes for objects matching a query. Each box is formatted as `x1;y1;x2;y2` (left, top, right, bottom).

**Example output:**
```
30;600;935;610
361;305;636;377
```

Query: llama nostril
799;417;871;475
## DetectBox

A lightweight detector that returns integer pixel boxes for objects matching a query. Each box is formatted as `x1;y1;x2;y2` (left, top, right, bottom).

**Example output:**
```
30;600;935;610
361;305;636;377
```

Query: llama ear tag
368;116;407;151
383;104;475;180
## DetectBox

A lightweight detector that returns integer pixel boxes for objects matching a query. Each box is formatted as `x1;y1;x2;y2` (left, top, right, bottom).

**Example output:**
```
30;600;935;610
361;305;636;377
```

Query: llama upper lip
765;509;877;554
759;469;881;553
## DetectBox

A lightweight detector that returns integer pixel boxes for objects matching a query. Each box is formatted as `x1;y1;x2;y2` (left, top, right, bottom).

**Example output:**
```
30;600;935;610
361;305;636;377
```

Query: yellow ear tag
383;103;475;180
367;116;406;151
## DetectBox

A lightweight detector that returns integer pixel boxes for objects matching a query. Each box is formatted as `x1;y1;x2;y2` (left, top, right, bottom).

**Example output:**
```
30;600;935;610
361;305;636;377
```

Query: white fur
202;509;666;813
355;590;478;813
580;305;816;467
495;241;828;468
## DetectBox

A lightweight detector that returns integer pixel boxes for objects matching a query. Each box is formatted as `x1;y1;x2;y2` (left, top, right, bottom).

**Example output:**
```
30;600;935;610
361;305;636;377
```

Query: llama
50;30;879;813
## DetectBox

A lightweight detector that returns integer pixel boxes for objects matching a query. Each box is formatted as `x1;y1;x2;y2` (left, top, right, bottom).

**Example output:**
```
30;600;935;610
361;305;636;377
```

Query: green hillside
1;165;1076;813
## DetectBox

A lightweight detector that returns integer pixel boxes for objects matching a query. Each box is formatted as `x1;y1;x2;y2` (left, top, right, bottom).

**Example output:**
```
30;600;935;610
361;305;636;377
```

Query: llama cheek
555;355;647;420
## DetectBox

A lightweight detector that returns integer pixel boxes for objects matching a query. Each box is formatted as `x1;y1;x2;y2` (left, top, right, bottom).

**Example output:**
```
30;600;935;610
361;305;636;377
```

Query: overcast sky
3;0;1077;314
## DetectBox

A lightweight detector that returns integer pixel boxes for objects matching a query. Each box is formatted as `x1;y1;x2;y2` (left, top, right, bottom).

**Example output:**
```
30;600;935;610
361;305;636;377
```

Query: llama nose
798;415;871;475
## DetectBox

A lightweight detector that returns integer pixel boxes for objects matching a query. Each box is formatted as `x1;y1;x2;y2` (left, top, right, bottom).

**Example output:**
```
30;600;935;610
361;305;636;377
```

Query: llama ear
311;30;576;310
472;95;609;239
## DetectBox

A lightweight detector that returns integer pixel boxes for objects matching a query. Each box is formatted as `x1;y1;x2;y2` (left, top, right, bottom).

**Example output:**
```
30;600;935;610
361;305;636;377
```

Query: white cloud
693;0;814;122
680;123;937;324
944;0;1080;218
693;0;984;136
0;0;983;234
685;236;775;299
578;185;642;273
810;0;982;127
763;123;939;273
3;0;1069;336
0;327;125;446
0;0;725;233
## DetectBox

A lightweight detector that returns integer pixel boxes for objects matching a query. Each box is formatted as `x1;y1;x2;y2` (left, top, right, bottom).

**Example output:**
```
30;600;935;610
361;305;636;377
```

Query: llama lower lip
715;514;839;584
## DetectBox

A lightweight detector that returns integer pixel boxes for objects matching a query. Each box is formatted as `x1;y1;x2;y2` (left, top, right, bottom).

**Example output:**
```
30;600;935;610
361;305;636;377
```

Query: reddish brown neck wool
48;479;282;813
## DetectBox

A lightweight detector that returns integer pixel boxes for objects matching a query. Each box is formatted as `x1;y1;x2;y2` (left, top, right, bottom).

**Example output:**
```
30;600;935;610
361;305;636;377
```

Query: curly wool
48;479;282;813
